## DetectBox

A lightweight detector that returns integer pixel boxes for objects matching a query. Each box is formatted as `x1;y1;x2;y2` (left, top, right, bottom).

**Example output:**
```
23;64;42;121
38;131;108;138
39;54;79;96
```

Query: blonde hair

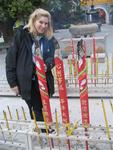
26;8;53;39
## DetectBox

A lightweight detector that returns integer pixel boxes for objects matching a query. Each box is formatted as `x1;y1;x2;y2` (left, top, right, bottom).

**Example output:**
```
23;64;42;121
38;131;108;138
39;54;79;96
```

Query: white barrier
0;120;113;150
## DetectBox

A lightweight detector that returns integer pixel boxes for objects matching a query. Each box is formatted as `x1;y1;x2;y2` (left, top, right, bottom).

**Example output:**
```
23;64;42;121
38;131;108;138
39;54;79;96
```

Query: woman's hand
11;86;19;96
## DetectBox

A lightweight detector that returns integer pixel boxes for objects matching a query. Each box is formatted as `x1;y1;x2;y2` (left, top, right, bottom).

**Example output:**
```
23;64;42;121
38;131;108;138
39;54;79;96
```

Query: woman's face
34;16;49;34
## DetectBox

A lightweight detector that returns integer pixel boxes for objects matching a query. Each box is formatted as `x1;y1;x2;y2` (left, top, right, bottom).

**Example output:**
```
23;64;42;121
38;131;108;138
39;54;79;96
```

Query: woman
6;8;59;121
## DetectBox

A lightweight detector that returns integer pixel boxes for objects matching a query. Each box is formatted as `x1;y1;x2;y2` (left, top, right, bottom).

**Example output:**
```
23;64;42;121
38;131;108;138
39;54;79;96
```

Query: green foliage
0;0;43;41
0;0;43;22
0;0;84;25
75;5;85;21
41;0;85;29
8;0;33;19
42;0;62;11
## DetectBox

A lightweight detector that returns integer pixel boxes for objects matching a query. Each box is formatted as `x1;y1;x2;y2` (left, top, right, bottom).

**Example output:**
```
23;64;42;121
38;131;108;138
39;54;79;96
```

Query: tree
0;0;43;42
42;0;85;28
42;0;75;29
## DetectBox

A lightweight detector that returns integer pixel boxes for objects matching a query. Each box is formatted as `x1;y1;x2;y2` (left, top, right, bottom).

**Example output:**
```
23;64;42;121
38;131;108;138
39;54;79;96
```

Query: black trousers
25;76;44;121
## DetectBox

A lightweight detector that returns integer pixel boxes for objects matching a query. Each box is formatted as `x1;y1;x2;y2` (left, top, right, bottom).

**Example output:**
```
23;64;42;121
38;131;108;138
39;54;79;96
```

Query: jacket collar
23;28;33;52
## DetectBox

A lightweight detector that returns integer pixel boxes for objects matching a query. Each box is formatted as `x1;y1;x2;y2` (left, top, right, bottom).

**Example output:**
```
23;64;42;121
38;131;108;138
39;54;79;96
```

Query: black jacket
6;26;58;100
